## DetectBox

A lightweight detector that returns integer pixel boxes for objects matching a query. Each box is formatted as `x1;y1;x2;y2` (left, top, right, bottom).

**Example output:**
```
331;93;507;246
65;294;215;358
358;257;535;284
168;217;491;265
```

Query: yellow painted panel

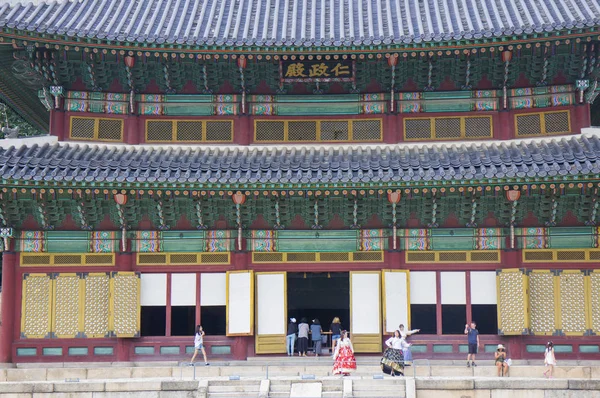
496;269;529;335
589;271;600;334
558;271;586;336
83;273;110;338
351;334;382;353
52;273;82;338
112;272;141;338
255;335;287;354
529;270;556;336
21;273;53;339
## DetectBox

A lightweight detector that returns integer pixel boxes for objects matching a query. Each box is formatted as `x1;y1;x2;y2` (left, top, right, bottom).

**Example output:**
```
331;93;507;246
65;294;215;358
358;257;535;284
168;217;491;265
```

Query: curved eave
1;173;598;191
0;27;598;55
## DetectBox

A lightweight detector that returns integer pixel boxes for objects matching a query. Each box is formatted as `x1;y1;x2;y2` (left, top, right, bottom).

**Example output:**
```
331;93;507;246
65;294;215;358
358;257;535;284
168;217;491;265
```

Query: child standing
543;341;556;378
190;325;209;366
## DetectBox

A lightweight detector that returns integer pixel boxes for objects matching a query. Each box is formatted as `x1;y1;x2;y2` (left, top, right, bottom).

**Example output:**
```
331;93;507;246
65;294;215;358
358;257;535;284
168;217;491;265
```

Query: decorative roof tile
1;0;599;48
1;135;600;186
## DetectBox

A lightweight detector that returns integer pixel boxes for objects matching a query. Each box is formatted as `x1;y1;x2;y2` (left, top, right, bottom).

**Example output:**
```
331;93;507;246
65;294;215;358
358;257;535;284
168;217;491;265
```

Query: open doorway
287;272;350;333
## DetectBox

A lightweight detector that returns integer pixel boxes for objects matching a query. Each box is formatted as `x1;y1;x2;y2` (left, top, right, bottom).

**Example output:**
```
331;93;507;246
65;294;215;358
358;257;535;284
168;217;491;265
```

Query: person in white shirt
398;324;419;363
381;330;408;376
190;325;209;366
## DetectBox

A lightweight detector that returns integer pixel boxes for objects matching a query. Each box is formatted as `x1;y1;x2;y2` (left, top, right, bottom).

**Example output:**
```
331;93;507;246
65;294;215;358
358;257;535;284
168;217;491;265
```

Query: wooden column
195;273;201;327
465;271;472;324
231;252;250;360
49;109;66;140
166;273;172;337
116;252;134;361
0;252;17;362
435;271;442;335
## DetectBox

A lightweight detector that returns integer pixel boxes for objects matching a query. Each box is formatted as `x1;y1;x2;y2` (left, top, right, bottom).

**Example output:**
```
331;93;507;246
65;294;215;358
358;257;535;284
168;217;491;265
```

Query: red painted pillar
49;110;66;141
383;114;397;144
496;111;512;140
435;271;442;335
573;104;591;132
195;273;201;326
235;116;251;145
125;115;142;145
115;252;134;361
465;271;472;324
166;273;172;337
231;252;249;359
0;252;17;363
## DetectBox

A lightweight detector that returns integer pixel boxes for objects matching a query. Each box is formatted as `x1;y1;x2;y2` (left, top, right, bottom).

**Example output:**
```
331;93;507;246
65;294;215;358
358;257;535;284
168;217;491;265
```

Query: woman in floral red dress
332;330;357;376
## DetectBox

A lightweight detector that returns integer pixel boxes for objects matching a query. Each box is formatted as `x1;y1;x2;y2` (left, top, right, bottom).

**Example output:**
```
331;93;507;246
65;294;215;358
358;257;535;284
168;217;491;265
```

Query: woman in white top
398;324;419;362
381;330;408;376
543;341;556;378
190;325;209;365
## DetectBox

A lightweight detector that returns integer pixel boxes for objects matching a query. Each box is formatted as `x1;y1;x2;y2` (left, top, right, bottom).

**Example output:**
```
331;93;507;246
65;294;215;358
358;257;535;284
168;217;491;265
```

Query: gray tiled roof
1;0;599;47
1;135;599;186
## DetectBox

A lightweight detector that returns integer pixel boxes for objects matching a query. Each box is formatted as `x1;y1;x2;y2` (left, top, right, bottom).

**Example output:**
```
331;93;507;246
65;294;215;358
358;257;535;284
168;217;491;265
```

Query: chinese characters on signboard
280;60;355;82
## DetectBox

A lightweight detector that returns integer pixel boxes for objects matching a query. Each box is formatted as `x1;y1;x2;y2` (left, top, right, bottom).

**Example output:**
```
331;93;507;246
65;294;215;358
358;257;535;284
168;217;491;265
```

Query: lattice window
70;117;123;142
287;253;316;262
71;117;95;139
255;119;382;142
515;111;571;137
147;121;173;142
147;120;233;142
438;251;467;262
516;114;542;136
524;251;553;261
85;254;114;265
200;253;229;263
406;252;436;262
97;119;123;141
205;121;233;142
320;252;350;262
470;251;499;262
21;255;51;265
465;117;492;138
556;251;585;261
352;120;382;141
353;251;383;262
253;252;284;262
529;272;556;335
170;253;198;264
176;121;203;141
321;121;349;141
255;121;285;141
54;255;82;265
288;121;317;141
590;251;600;260
434;118;461;139
544;111;570;134
405;119;432;140
138;254;167;264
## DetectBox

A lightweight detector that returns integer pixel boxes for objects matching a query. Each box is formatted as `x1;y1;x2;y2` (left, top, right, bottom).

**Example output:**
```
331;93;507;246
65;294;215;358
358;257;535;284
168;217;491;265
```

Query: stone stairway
206;379;262;398
0;361;599;397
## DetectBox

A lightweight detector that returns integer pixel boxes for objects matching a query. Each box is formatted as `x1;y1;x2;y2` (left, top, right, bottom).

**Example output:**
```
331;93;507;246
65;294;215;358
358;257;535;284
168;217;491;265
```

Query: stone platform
0;359;599;397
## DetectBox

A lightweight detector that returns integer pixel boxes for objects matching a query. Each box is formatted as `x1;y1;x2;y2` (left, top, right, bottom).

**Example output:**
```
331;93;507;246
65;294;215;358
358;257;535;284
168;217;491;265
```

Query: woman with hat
495;344;509;377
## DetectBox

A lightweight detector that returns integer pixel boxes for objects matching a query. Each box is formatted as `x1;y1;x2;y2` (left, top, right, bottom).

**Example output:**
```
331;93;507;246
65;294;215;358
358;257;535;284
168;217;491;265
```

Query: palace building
0;0;599;363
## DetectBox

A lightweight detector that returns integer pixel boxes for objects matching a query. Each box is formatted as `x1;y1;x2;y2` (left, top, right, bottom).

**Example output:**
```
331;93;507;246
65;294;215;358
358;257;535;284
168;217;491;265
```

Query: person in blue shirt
464;321;480;367
310;319;323;356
